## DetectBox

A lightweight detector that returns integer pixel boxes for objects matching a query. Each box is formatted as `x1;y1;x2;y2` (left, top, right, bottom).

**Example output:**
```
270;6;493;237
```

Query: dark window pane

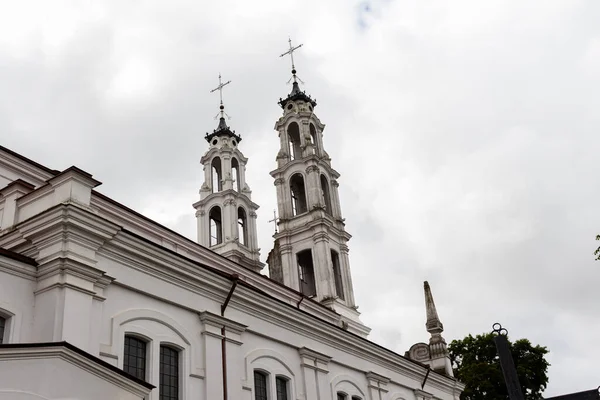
123;336;146;380
276;376;288;400
160;345;179;400
0;316;5;344
337;394;347;400
254;371;268;400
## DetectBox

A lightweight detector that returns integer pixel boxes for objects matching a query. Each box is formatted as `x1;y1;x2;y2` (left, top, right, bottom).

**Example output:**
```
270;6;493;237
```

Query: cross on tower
210;73;232;119
280;37;303;84
268;209;280;233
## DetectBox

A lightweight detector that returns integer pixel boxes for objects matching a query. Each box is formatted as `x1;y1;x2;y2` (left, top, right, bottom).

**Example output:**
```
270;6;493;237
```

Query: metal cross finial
210;73;232;120
280;37;304;84
268;209;279;233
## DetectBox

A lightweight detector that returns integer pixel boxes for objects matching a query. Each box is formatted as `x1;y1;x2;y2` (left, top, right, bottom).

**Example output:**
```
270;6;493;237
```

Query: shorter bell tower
193;75;263;272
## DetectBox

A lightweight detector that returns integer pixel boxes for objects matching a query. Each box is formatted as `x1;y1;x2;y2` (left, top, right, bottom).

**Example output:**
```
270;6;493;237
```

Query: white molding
0;344;151;398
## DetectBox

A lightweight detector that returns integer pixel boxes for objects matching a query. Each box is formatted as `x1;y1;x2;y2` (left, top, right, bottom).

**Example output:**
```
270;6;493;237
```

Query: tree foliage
448;333;550;400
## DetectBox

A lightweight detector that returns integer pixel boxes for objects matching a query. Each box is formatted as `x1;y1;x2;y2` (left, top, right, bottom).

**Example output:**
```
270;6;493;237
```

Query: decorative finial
424;281;444;334
210;73;232;122
268;209;279;233
280;37;305;86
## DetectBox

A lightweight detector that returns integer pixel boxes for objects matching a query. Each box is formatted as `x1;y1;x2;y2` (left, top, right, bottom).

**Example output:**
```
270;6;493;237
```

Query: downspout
221;274;239;400
421;367;431;389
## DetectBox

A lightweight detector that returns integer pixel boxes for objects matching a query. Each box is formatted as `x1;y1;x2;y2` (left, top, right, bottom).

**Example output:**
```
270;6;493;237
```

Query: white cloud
0;0;599;395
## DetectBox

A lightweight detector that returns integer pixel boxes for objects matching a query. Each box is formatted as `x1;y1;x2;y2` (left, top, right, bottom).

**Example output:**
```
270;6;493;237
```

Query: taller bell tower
266;40;368;335
193;75;263;272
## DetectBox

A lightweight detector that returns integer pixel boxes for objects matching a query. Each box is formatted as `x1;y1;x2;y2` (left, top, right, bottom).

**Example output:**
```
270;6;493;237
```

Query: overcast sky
1;0;599;395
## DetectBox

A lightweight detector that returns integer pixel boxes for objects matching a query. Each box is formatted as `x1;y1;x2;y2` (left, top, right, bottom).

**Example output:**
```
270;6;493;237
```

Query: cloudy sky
1;0;599;395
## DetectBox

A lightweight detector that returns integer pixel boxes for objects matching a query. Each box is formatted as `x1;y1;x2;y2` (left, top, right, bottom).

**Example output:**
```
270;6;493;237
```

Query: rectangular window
276;376;288;400
160;345;179;400
254;371;268;400
123;336;147;380
331;250;345;300
297;250;316;297
0;317;5;344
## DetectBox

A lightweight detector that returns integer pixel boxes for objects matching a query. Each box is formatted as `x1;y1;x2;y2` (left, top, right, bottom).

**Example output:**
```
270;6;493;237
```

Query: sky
1;0;599;395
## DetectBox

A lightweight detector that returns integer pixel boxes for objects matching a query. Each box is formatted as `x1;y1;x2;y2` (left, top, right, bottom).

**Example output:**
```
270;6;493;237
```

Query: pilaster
298;347;331;400
366;372;390;400
199;311;247;400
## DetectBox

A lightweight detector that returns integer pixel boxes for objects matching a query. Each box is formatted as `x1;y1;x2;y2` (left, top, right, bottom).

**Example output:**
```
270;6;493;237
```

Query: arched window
320;174;332;214
290;174;307;216
209;206;223;246
238;207;248;246
159;345;179;400
309;123;318;152
254;370;268;400
297;249;316;297
0;316;5;344
123;335;147;380
276;376;289;400
232;157;240;192
331;250;344;300
337;393;347;400
211;157;222;192
287;122;301;161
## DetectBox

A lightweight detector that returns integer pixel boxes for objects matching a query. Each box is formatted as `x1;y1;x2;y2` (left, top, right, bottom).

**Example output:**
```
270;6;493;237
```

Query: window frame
123;334;148;381
0;315;6;344
275;375;289;400
159;344;180;400
254;370;269;400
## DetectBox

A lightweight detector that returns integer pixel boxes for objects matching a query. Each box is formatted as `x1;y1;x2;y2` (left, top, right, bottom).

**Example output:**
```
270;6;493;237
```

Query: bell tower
266;40;367;335
193;75;263;272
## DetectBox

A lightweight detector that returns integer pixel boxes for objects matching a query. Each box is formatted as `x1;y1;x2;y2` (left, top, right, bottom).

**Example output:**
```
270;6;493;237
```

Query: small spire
424;281;444;334
210;73;232;130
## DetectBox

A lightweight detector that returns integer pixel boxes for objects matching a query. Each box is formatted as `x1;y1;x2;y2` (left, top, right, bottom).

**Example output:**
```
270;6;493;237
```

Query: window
276;376;289;400
123;335;147;380
337;394;347;400
287;122;302;160
159;345;179;400
238;207;248;246
211;157;222;192
209;206;223;246
352;397;362;400
290;174;308;216
232;157;240;192
0;316;5;344
309;123;318;152
297;250;316;297
320;174;332;214
331;250;344;300
254;371;268;400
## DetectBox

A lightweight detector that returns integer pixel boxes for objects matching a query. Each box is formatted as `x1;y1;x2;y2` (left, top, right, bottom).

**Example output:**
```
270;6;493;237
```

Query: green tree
448;333;550;400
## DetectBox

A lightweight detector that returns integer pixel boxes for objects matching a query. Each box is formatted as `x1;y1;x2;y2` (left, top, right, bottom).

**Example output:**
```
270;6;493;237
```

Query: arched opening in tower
289;173;308;215
320;174;332;214
211;157;222;192
309;123;318;154
287;122;302;161
237;206;248;246
231;157;240;192
331;250;345;300
296;249;316;297
209;206;223;246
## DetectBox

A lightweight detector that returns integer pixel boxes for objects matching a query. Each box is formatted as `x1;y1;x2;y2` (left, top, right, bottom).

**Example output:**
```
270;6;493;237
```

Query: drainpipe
221;274;239;400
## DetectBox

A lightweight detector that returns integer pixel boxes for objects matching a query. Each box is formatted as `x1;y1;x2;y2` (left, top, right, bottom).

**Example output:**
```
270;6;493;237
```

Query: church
0;41;464;400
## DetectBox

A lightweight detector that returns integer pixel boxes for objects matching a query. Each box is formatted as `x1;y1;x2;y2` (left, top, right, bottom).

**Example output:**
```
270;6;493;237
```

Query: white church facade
0;44;464;400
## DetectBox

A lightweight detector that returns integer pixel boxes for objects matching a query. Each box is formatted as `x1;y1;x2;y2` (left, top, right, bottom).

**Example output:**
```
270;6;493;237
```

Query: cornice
200;146;249;165
0;252;37;280
269;155;340;180
0;342;153;395
192;189;259;210
198;311;247;335
273;110;325;131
